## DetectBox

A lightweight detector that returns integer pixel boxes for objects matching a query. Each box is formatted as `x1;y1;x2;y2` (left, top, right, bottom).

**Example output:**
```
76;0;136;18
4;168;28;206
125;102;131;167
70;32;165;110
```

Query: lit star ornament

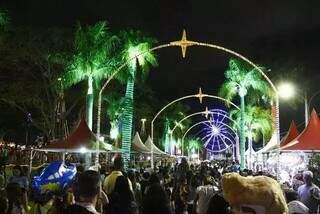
204;107;210;119
195;87;205;104
170;29;196;58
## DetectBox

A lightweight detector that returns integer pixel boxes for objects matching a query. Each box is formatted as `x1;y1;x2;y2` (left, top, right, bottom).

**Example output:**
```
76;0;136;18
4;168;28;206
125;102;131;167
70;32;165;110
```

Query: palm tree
219;59;271;169
230;106;273;169
186;137;202;158
119;30;158;169
63;21;118;130
104;92;124;140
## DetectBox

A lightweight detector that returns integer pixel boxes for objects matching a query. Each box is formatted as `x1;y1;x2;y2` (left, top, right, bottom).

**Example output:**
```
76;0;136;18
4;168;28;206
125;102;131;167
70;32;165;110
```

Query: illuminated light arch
171;108;239;135
95;30;279;170
150;89;239;141
170;108;239;156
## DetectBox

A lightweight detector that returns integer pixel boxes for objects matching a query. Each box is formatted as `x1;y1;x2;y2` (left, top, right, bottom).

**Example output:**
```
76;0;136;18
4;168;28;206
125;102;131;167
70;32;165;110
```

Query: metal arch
181;120;238;146
151;93;239;141
171;109;239;135
95;30;279;170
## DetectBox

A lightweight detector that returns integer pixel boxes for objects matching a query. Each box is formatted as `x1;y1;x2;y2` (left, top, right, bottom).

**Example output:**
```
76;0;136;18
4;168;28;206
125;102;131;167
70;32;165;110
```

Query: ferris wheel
198;109;238;153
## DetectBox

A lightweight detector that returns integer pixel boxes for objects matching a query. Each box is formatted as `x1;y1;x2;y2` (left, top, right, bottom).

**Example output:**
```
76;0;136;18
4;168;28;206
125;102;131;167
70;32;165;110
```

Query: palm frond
63;21;119;89
219;81;238;103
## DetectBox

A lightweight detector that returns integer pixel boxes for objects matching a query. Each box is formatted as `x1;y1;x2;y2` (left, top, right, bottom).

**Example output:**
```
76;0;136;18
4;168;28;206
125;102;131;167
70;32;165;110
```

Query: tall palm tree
63;21;118;130
230;106;273;169
119;30;158;169
186;137;202;158
104;92;124;140
219;59;270;169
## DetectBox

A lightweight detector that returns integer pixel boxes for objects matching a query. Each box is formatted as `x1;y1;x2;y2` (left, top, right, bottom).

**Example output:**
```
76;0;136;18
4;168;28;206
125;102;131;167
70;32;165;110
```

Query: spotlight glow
110;126;119;139
80;147;87;154
278;82;295;99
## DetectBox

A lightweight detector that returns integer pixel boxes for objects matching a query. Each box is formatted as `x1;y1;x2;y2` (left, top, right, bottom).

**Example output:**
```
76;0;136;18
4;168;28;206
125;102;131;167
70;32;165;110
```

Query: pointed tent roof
37;117;111;153
145;136;167;155
280;121;300;149
131;132;150;154
282;109;320;151
257;133;277;153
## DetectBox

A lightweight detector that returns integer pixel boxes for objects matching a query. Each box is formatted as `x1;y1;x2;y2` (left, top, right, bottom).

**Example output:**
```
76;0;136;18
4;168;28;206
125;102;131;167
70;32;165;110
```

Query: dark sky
2;0;320;136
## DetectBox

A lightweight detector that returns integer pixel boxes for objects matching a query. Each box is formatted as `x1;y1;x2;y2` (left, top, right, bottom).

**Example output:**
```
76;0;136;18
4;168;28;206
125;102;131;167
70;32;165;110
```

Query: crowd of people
0;156;319;214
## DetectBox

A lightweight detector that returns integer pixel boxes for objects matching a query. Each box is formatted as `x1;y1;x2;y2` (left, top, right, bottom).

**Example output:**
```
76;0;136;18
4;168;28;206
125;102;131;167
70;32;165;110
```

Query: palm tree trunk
248;131;253;170
240;95;246;169
122;72;135;170
86;76;94;130
85;76;93;169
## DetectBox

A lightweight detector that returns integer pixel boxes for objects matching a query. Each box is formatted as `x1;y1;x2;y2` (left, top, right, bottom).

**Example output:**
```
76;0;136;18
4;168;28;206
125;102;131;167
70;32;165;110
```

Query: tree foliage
63;21;119;89
0;27;83;140
230;106;273;143
219;59;273;104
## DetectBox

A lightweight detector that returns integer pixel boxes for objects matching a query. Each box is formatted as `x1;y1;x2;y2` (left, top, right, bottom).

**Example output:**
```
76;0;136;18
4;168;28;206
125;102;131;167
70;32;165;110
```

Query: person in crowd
193;176;217;214
285;189;309;214
8;165;29;190
65;170;108;214
0;196;9;214
140;171;150;198
103;156;132;195
76;165;85;175
293;173;304;191
6;182;27;214
128;170;142;207
100;164;107;183
176;158;189;182
230;161;240;172
173;174;189;214
206;194;230;214
141;183;172;214
105;175;137;214
297;170;320;214
186;175;198;213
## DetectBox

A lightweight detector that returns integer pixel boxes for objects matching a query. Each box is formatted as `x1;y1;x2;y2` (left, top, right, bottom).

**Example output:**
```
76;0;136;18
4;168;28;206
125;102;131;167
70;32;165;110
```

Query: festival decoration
199;109;237;153
32;161;77;199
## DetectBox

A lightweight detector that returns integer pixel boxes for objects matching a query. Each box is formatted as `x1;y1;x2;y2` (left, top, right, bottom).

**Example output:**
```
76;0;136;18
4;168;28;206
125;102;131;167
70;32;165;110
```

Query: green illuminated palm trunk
86;76;94;130
85;76;93;169
122;70;135;170
247;129;253;170
240;95;246;169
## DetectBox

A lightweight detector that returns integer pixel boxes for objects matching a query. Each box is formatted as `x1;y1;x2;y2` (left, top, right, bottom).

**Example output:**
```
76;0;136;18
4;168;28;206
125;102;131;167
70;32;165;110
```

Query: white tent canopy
145;136;167;155
131;132;150;154
256;133;278;154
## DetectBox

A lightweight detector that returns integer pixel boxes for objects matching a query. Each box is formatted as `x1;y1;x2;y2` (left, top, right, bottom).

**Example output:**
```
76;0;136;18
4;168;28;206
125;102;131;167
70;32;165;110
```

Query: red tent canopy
280;121;299;149
39;117;98;152
282;109;320;152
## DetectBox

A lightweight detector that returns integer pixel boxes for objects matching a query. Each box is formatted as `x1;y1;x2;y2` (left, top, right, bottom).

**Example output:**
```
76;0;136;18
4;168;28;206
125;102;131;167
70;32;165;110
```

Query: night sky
1;0;320;140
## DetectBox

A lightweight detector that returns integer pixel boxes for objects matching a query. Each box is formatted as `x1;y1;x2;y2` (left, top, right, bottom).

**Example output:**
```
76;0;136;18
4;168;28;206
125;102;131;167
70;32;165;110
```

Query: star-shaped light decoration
170;29;196;58
195;87;205;104
204;107;210;119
